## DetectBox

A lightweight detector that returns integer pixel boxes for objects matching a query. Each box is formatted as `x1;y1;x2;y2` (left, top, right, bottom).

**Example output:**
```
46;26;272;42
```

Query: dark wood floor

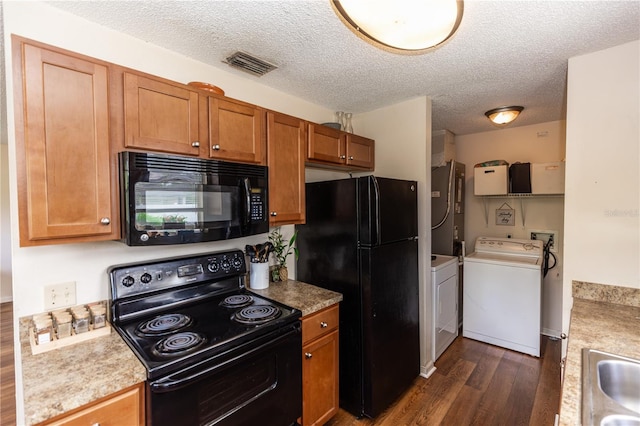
0;302;560;426
326;335;561;426
1;302;16;426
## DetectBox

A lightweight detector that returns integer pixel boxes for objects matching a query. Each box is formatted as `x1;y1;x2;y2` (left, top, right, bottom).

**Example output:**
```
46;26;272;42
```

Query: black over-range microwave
119;151;268;246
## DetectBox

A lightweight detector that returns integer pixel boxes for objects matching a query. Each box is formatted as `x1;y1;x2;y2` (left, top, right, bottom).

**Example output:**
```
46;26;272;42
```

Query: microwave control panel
250;189;265;221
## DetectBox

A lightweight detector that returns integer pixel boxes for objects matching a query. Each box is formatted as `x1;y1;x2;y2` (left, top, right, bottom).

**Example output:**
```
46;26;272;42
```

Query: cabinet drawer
302;304;339;344
39;383;144;426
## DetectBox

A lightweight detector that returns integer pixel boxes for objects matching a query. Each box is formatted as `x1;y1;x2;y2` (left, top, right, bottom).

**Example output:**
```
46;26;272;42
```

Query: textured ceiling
45;0;640;136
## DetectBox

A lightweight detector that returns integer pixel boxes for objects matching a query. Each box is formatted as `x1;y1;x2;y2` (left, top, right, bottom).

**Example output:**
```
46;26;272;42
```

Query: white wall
455;121;566;336
563;40;640;338
358;97;434;376
2;3;338;422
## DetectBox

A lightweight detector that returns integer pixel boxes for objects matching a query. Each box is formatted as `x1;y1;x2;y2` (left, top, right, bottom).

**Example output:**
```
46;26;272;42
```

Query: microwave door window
133;182;239;232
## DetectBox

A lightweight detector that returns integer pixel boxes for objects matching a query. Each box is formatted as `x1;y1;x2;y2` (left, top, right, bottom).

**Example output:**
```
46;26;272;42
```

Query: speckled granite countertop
249;279;343;316
19;318;147;425
559;282;640;425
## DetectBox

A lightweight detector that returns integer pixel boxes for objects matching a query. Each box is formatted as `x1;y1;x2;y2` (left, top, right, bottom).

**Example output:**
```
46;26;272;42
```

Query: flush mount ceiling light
331;0;464;54
485;106;524;126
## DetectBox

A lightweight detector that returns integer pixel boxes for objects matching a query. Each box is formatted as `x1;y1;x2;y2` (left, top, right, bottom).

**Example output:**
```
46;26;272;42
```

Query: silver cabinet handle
212;144;220;150
191;141;200;147
270;212;277;217
305;352;313;359
320;321;328;328
340;155;346;159
349;156;354;160
100;217;110;225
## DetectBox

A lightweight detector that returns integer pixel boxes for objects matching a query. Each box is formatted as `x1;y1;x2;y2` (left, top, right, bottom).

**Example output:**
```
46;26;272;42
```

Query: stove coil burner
135;313;193;337
220;294;254;309
152;332;207;357
233;305;282;325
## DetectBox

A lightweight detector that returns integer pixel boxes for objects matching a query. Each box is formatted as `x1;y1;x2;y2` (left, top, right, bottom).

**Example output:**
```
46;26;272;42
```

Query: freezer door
358;176;418;246
360;239;420;417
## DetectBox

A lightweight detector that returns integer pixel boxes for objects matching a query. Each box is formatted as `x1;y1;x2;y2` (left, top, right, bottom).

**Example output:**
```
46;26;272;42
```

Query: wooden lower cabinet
37;383;144;426
301;304;339;426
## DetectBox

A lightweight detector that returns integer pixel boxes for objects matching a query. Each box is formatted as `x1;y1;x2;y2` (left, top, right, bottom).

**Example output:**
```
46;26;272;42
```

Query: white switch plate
43;281;76;310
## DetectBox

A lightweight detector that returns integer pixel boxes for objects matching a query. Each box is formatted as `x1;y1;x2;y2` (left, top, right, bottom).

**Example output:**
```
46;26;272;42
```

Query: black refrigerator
296;176;420;419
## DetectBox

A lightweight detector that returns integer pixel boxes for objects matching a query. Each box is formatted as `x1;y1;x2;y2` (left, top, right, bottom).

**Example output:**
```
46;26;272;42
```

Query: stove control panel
109;250;246;299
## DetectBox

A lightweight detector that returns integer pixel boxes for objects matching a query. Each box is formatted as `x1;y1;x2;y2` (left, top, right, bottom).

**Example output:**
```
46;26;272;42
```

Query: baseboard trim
420;362;436;379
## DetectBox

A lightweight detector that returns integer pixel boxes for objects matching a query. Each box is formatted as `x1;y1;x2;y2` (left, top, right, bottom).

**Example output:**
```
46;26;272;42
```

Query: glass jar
33;316;53;345
90;305;107;329
54;312;73;338
335;111;345;130
72;309;90;334
344;113;353;133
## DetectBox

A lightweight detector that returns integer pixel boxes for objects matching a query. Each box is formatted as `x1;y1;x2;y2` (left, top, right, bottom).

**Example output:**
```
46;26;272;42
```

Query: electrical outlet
530;230;558;252
43;281;76;310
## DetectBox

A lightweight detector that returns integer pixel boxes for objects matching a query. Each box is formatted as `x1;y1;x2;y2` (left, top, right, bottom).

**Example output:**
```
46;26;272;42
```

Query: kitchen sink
583;349;640;426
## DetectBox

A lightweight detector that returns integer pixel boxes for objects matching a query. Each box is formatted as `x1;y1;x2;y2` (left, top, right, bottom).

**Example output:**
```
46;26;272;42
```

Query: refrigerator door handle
372;176;381;246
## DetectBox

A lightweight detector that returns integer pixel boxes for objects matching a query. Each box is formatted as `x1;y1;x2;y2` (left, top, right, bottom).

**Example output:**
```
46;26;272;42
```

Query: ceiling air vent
225;51;278;77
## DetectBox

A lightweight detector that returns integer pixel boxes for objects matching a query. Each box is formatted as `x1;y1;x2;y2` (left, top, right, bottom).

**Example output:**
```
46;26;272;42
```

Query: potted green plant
268;227;299;282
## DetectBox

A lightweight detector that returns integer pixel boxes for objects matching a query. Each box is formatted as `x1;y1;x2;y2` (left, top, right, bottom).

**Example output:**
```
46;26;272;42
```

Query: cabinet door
266;111;306;225
124;72;200;155
15;41;116;245
302;330;339;426
208;97;265;164
40;383;144;426
345;133;375;170
307;123;346;165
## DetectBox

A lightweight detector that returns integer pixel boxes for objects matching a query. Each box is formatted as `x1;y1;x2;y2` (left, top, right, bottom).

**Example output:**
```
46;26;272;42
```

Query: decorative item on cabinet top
187;81;225;95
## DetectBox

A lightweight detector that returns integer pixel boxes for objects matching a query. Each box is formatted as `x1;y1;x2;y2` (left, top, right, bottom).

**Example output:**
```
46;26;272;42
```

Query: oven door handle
149;325;300;393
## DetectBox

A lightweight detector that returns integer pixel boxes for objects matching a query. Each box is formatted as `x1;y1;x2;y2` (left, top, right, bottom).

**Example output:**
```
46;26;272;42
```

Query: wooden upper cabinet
345;133;375;170
266;111;306;225
123;72;201;156
307;123;346;165
307;123;375;171
208;96;265;164
13;38;118;246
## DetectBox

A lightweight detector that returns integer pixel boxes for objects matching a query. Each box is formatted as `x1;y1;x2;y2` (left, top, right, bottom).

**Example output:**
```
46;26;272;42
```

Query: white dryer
463;237;543;357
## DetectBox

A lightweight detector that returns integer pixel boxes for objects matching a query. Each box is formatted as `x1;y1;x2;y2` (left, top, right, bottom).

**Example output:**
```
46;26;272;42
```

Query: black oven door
146;324;302;426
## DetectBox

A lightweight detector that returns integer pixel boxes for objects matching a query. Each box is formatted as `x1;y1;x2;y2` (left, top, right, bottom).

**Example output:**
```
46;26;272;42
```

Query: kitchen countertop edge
559;288;640;425
19;318;147;425
248;279;343;317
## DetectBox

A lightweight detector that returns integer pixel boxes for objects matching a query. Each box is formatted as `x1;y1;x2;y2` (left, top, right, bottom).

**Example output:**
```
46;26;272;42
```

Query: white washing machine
463;237;543;357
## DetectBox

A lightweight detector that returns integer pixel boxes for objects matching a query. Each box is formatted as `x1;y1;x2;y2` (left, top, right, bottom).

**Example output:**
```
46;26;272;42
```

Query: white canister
249;262;269;290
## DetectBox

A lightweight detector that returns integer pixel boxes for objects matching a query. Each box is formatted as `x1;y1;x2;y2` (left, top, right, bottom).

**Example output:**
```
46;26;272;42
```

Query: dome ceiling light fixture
331;0;464;54
485;106;525;126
